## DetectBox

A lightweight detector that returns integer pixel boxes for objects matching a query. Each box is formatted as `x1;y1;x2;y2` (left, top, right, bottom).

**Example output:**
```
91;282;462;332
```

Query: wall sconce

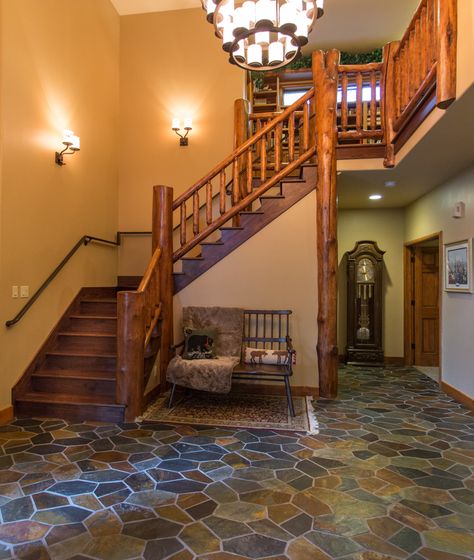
172;118;192;146
55;129;80;165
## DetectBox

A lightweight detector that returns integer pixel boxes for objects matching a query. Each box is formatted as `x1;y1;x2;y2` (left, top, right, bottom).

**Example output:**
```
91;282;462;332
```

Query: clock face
356;258;375;283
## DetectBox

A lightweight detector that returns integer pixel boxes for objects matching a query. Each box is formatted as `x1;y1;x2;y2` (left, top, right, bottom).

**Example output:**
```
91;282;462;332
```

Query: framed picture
444;239;472;292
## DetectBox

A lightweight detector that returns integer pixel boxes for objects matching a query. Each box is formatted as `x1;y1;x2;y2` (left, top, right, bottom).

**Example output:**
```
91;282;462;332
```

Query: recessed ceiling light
369;194;383;200
384;181;397;187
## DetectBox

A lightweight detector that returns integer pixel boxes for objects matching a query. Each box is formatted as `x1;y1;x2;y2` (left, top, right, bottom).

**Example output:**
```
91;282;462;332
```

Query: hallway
0;366;473;559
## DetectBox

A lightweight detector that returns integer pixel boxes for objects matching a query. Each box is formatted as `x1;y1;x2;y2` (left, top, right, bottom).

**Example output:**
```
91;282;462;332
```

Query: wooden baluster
246;148;253;195
308;96;316;157
420;3;428;79
355;72;363;132
414;14;421;91
436;0;457;109
193;191;199;235
232;156;241;228
428;0;436;66
219;170;226;215
180;201;186;246
409;29;416;99
394;56;400;120
206;181;212;226
274;121;282;173
302;101;309;151
288;111;295;162
260;133;267;182
370;71;377;130
341;72;348;133
400;47;406;112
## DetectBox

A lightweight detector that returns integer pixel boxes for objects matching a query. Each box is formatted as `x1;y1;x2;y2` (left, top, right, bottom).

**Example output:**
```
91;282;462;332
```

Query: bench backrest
243;310;292;351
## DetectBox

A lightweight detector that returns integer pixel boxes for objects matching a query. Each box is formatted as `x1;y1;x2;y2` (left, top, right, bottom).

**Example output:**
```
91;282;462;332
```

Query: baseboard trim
339;355;405;366
232;383;319;398
441;381;474;411
0;406;13;425
384;357;405;366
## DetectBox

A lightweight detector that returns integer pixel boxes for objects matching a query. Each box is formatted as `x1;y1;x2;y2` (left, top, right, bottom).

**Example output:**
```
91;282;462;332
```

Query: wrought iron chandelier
201;0;324;71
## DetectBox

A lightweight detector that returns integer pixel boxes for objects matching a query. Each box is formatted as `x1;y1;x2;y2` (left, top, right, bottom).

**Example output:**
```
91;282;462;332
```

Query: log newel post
153;185;174;391
313;49;340;399
382;41;400;168
116;291;145;421
436;0;457;109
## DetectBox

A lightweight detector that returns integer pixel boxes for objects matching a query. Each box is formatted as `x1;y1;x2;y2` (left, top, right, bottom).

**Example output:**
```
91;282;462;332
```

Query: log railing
392;0;439;133
116;247;162;420
117;186;173;421
172;89;315;262
337;63;384;144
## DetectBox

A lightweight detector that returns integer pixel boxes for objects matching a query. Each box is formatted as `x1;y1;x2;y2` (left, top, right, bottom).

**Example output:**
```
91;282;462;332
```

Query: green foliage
251;48;383;90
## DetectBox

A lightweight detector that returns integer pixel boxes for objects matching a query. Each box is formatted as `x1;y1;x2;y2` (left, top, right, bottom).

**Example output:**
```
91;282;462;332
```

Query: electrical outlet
12;286;19;298
20;285;29;298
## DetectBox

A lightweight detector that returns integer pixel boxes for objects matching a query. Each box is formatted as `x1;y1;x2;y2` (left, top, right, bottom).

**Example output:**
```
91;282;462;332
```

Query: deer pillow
243;346;289;366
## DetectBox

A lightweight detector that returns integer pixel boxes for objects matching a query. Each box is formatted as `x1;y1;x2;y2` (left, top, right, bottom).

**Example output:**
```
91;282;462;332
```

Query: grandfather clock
346;240;385;366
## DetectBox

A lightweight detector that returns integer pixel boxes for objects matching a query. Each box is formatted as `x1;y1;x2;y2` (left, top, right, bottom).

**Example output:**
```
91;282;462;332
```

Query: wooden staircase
174;164;316;292
14;288;126;422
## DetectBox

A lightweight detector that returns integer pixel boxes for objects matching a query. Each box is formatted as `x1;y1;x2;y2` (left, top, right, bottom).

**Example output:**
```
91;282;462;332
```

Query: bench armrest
286;335;295;354
170;340;185;356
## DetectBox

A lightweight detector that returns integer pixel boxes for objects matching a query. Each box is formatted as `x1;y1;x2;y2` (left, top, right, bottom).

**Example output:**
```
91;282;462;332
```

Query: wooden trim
394;86;437;154
0;406;14;425
336;144;386;160
441;381;474;411
404;232;442;369
384;357;405;366
232;382;319;398
436;0;457;109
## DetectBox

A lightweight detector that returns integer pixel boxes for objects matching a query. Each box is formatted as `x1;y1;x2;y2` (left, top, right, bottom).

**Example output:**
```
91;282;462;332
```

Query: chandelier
201;0;324;71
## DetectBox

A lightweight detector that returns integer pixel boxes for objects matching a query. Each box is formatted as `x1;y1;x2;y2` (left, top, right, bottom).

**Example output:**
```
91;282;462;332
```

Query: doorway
404;233;442;382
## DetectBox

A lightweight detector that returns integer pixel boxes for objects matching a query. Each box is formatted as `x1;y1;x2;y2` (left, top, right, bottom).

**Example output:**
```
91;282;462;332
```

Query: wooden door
414;246;439;366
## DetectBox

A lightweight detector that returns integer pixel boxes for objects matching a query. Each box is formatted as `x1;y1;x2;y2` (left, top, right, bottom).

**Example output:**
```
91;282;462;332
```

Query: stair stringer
173;163;317;293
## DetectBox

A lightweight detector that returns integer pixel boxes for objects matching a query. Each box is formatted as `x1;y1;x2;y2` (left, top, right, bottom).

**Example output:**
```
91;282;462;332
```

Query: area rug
142;392;319;434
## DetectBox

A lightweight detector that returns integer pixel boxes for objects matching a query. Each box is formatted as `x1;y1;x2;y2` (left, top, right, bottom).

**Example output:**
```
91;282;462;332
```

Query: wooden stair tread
57;331;116;338
46;350;116;358
240;210;264;215
220;226;244;231
80;298;117;303
33;369;115;380
260;195;285;200
181;256;205;261
69;315;117;320
18;392;122;407
200;241;224;246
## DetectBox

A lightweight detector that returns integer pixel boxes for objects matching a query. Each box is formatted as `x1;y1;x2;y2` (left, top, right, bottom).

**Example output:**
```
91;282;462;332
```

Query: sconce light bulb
172;118;180;131
71;135;81;151
184;118;193;130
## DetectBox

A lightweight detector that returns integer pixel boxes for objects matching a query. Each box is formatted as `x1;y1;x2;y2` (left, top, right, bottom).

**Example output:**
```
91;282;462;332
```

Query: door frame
404;232;443;379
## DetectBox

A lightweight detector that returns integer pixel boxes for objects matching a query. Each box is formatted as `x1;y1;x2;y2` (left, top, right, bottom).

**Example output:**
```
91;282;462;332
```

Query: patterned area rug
142;392;318;433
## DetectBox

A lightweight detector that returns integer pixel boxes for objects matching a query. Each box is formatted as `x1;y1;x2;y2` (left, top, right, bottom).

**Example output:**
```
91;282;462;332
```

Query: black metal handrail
5;232;151;328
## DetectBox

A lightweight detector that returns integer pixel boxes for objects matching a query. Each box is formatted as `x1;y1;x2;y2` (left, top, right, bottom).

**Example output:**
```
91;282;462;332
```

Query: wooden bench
169;309;296;416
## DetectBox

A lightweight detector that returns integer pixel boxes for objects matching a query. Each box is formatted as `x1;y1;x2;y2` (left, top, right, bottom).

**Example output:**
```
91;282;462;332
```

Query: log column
382;41;400;168
153;185;174;391
313;49;339;399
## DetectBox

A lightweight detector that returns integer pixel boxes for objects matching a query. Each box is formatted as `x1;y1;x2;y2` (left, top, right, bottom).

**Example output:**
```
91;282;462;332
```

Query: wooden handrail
173;146;315;261
338;63;383;73
138;247;162;292
173;88;314;210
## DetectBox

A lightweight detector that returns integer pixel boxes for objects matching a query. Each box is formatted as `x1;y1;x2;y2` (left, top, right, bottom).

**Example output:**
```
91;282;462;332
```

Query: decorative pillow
243;346;289;366
183;328;217;360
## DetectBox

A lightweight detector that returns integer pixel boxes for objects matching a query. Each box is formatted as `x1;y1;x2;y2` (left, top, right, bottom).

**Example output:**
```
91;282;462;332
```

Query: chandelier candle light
201;0;324;71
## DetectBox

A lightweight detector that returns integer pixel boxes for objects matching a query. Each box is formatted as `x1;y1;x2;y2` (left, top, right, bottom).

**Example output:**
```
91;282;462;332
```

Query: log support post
313;49;339;399
382;41;400;168
116;291;145;421
153;185;174;391
436;0;457;109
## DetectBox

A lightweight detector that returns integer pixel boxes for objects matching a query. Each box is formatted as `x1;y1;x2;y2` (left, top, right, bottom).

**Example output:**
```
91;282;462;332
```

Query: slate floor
0;366;473;560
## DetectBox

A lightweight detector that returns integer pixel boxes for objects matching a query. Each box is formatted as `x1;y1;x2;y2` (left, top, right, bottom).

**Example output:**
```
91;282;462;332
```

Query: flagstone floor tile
0;366;472;559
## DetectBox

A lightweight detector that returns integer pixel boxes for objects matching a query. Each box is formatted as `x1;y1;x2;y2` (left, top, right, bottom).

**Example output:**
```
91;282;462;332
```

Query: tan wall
118;8;244;275
405;164;474;398
0;0;120;408
174;192;319;389
338;209;405;358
